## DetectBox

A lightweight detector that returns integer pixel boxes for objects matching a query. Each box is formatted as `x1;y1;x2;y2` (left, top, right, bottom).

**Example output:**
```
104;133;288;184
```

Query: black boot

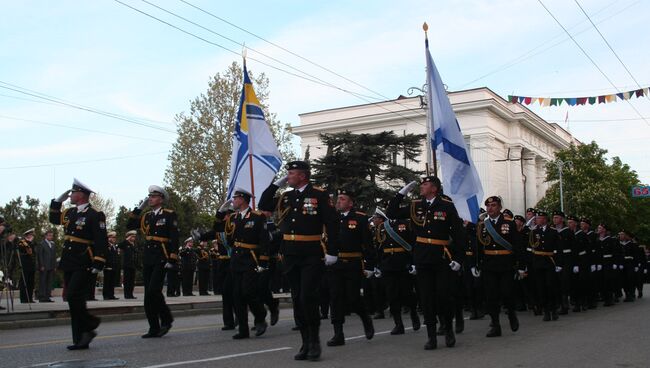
455;308;464;334
507;310;519;332
436;321;446;336
543;310;551;322
551;309;559;321
444;317;456;347
326;323;345;346
411;309;421;331
391;313;405;335
424;324;437;350
486;320;501;337
373;311;385;319
360;313;375;340
307;325;321;362
294;328;309;361
469;308;480;320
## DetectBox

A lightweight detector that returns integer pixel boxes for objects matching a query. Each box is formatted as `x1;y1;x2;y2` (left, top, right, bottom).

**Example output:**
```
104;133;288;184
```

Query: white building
292;87;580;216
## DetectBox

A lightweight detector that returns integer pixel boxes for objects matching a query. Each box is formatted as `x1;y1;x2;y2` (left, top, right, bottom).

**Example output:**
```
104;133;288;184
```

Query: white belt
526;248;533;252
578;251;587;256
603;254;613;258
625;256;634;260
563;249;572;254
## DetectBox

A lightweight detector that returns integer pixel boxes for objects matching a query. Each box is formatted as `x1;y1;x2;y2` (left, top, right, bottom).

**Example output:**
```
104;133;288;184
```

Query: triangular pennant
606;94;617;103
550;98;558;106
588;97;596;105
567;98;577;106
598;95;606;104
616;93;625;100
635;89;644;98
518;96;525;104
524;97;532;105
540;98;551;107
577;97;587;105
508;95;518;103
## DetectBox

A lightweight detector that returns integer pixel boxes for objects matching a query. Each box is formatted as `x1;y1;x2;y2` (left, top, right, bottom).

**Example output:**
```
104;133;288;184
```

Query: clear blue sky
1;0;648;213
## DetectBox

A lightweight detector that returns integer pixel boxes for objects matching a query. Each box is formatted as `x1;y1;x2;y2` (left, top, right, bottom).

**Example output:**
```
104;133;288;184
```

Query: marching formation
2;161;646;361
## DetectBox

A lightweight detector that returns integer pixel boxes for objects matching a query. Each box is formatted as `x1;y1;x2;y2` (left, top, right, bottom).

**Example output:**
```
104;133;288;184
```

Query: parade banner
507;87;649;107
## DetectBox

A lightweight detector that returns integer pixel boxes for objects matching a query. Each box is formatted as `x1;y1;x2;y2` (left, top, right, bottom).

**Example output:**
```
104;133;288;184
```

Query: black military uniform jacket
387;194;466;268
555;226;575;268
127;207;179;266
49;201;108;272
214;207;269;272
529;225;559;270
573;230;591;269
621;240;639;268
597;235;621;267
259;183;339;260
464;222;479;270
180;246;198;270
375;219;414;272
16;238;36;272
197;247;210;270
476;214;523;272
118;240;137;269
105;243;119;270
519;226;533;270
335;209;374;271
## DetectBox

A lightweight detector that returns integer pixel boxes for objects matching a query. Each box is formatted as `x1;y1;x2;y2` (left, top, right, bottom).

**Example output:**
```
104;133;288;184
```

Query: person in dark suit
118;230;138;299
49;178;108;350
13;229;36;303
102;232;119;300
530;211;561;321
37;229;57;302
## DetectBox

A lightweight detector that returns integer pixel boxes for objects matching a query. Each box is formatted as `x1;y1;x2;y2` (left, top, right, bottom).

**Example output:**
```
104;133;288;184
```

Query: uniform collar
152;207;163;216
295;183;309;193
238;207;250;218
76;203;90;212
488;214;500;223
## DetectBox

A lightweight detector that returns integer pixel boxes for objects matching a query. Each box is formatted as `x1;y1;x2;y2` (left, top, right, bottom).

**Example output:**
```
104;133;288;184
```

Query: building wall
293;88;578;217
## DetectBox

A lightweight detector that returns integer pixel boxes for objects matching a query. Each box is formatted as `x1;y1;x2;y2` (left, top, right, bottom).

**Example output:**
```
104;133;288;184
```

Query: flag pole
423;22;438;177
243;51;256;210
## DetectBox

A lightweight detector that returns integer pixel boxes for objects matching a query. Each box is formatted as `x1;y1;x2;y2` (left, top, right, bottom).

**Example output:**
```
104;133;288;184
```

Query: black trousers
463;268;484;311
64;269;100;344
285;255;324;330
143;263;173;333
87;272;97;300
383;270;417;316
535;267;557;312
257;264;278;312
167;269;180;297
181;269;194;296
123;268;135;298
102;269;116;299
19;270;35;303
483;269;515;320
232;269;267;333
416;265;451;326
198;268;210;295
328;263;368;325
213;260;235;327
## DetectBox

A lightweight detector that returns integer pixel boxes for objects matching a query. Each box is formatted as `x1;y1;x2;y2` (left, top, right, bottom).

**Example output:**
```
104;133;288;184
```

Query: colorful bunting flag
507;86;649;107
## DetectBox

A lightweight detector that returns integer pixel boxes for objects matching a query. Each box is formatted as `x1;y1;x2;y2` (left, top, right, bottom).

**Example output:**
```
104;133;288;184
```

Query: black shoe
294;328;309;361
638;291;643;298
320;313;329;320
572;306;581;313
445;324;456;347
307;342;321;361
551;311;559;321
125;296;137;299
534;307;543;316
508;312;519;332
88;316;101;331
255;321;268;337
157;324;172;337
624;296;634;302
424;325;437;350
486;324;502;337
558;307;568;315
221;325;235;331
391;324;405;335
142;331;160;338
455;318;465;334
77;331;97;347
373;311;385;320
270;308;279;326
411;310;421;331
327;324;345;346
542;311;551;322
437;323;446;336
361;314;374;340
67;344;89;350
232;332;250;339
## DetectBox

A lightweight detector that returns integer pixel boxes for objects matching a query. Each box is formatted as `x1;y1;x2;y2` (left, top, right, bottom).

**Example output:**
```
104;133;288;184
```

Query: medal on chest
433;211;447;221
303;198;318;215
75;217;86;230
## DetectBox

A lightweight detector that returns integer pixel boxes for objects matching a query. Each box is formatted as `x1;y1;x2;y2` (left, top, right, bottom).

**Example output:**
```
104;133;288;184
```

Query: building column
507;145;524;215
468;133;494;205
535;157;549;204
523;150;537;211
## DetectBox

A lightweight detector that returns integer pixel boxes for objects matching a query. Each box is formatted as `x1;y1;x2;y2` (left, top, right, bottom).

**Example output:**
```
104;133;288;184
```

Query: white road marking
138;347;292;368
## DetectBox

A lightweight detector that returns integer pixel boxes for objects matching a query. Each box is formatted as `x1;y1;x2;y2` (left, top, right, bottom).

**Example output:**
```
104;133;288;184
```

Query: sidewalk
0;287;292;330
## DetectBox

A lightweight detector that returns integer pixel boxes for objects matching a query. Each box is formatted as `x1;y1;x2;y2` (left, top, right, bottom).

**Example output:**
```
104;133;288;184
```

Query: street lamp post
556;159;573;212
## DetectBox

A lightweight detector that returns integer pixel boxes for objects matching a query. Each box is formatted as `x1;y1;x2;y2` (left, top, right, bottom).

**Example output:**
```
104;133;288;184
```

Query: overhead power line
0;151;169;170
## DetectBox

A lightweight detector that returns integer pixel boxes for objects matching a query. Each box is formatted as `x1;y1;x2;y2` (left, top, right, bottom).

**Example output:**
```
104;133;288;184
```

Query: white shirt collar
238;207;250;218
76;203;89;212
341;211;350;217
488;215;500;223
152;207;163;216
296;183;308;193
426;196;436;205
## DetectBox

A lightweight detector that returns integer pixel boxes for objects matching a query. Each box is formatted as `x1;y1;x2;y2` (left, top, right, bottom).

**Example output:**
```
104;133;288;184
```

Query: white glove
256;266;268;273
55;190;71;202
91;267;101;274
449;261;461;272
645;269;648;274
6;278;13;286
363;269;374;279
273;175;288;187
597;264;602;271
138;196;149;210
613;264;618;270
471;267;481;278
619;265;624;270
324;254;338;266
572;266;579;274
191;228;201;242
590;265;596;272
517;269;527;278
164;262;174;269
555;266;562;273
398;180;418;196
373;267;382;278
634;267;639;272
218;199;233;213
408;265;417;275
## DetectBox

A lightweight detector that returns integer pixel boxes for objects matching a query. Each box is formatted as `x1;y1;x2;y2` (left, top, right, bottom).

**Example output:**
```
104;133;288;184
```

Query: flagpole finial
242;43;247;64
422;22;429;38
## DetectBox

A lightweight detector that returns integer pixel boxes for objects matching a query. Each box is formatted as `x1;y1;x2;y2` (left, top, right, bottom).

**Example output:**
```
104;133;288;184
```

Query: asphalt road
3;291;649;368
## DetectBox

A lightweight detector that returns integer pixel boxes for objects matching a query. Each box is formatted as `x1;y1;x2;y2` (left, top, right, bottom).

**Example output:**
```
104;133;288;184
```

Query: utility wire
0;151;169;170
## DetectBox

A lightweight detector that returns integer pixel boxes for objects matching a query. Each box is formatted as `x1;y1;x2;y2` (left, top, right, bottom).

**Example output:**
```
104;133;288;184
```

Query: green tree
0;196;49;238
165;61;295;213
536;141;648;240
311;131;425;210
